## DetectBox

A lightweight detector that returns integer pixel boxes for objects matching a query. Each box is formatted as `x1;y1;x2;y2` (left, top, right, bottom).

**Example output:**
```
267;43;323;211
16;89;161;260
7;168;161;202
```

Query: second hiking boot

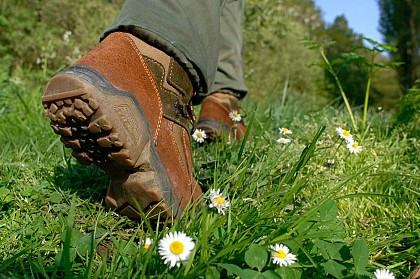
196;92;247;141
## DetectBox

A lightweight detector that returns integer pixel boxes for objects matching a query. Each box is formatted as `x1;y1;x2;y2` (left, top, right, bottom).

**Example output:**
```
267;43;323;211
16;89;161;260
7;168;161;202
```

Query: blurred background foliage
378;0;420;90
0;0;124;75
0;0;417;112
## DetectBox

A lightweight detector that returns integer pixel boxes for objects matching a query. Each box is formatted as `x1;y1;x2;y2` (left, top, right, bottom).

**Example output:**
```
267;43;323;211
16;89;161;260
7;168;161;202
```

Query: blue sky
313;0;383;43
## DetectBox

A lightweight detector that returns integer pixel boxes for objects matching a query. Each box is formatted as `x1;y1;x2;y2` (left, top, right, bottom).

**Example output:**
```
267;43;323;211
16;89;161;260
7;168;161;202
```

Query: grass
0;68;419;278
2;1;417;277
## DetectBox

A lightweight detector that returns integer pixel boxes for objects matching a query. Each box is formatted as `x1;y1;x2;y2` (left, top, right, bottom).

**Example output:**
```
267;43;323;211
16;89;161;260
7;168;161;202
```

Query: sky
313;0;383;43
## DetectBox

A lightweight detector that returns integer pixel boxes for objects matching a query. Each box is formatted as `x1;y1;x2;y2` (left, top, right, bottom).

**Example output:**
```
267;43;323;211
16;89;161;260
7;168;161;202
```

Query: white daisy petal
347;141;363;154
208;189;230;215
142;237;153;250
229;110;242;122
270;244;297;267
158;231;195;268
374;269;395;279
192;129;207;143
276;137;291;144
335;127;353;142
279;127;292;135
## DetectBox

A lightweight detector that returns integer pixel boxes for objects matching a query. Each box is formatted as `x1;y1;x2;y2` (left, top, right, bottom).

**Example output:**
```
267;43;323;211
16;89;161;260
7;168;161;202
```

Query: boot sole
42;65;176;218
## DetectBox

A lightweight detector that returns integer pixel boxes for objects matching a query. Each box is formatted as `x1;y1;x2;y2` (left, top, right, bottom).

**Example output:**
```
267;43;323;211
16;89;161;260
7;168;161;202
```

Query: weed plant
0;1;418;278
305;38;402;133
0;69;418;277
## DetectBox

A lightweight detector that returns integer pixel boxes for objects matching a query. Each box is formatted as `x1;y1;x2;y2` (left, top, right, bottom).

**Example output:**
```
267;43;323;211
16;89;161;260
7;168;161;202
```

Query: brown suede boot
196;93;247;141
42;32;202;220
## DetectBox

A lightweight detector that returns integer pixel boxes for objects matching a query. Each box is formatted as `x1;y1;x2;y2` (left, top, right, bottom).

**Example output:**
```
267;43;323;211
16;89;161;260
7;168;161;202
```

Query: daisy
192;129;207;143
374;269;395;279
208;189;230;215
335;127;353;142
279;127;292;135
276;137;291;144
347;141;362;154
229;110;242;122
270;244;297;267
158;231;195;268
142;237;153;250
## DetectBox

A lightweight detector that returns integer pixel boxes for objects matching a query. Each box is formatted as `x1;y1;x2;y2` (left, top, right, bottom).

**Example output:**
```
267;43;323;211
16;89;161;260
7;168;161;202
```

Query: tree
324;16;368;105
378;0;420;90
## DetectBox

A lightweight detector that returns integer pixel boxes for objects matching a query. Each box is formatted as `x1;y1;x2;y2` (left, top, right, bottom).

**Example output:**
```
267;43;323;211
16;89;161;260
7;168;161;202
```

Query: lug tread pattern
43;92;135;167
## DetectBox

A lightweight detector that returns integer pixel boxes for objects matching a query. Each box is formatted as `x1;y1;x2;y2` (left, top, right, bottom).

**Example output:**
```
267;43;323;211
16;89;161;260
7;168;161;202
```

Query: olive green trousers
102;0;247;104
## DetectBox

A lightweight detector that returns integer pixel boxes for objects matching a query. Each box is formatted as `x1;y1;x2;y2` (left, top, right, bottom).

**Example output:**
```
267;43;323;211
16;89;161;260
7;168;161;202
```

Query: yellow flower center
215;196;225;204
352;143;359;148
144;244;150;250
233;112;239;117
283;128;288;132
197;132;203;138
169;241;184;255
343;130;350;136
275;249;287;259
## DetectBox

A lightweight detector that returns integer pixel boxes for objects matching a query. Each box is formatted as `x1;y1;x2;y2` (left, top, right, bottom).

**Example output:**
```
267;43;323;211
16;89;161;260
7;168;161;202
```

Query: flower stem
362;53;375;129
320;48;357;132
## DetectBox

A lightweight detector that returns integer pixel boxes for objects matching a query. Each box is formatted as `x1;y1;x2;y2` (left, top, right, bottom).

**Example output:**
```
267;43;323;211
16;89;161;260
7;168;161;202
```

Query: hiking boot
196;92;247;141
42;32;202;220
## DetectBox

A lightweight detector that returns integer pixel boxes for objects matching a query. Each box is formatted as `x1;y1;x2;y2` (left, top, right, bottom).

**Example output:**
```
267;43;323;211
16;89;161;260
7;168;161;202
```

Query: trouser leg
209;0;248;99
102;0;225;104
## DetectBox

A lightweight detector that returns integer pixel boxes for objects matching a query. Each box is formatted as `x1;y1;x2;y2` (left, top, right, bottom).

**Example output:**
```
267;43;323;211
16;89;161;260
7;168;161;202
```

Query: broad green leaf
218;263;245;277
261;270;283;279
32;216;48;235
245;244;268;271
48;191;63;204
314;239;330;260
0;187;12;204
218;263;261;279
242;269;264;279
319;200;338;221
315;239;350;261
328;243;350;262
205;266;220;279
0;187;10;199
351;239;369;273
324;259;346;279
76;235;93;256
265;268;302;279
